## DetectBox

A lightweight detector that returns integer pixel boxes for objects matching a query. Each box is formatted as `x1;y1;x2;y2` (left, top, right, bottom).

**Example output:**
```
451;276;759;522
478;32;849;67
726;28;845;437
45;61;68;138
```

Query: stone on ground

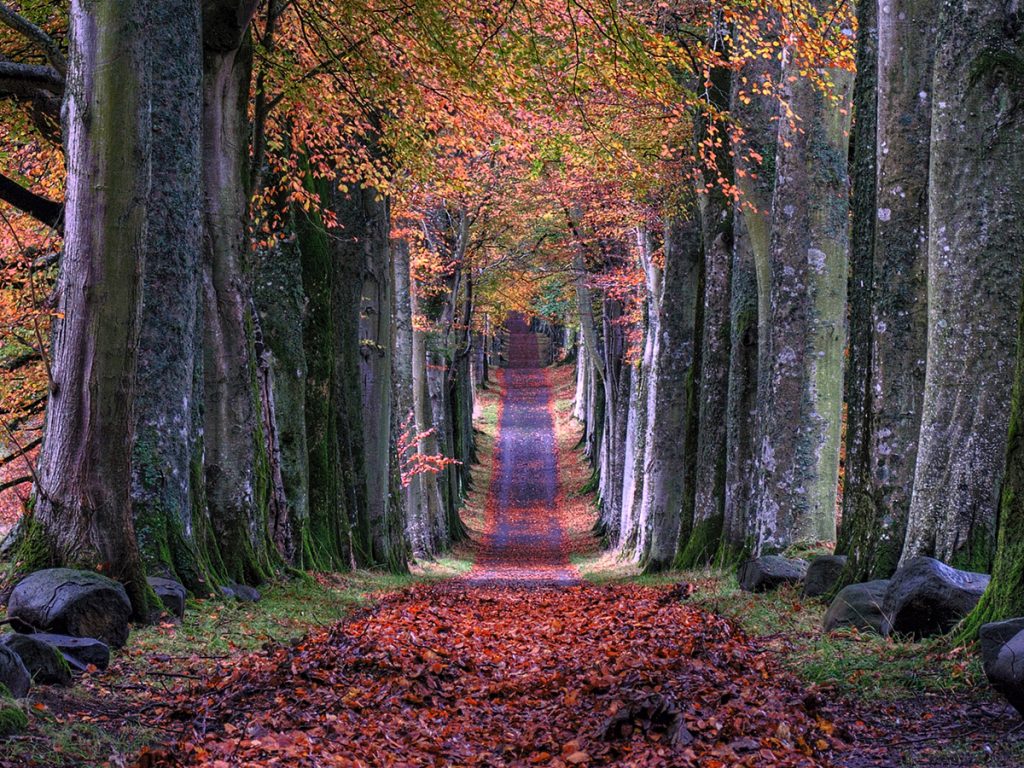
981;625;1024;715
881;556;989;638
0;687;27;738
7;568;131;648
0;633;72;686
28;633;110;671
148;576;187;619
738;556;808;593
220;583;261;602
803;555;847;598
0;645;30;699
823;580;890;634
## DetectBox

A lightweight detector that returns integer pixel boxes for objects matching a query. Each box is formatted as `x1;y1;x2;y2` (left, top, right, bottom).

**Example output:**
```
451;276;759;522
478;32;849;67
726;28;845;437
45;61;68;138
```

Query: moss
676;514;724;569
8;515;55;575
0;704;27;737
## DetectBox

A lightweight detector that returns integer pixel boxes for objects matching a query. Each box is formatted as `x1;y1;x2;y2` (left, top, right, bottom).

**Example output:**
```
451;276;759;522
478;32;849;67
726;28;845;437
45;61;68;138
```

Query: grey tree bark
720;32;778;563
838;0;933;582
636;213;702;571
902;0;1024;570
752;12;853;554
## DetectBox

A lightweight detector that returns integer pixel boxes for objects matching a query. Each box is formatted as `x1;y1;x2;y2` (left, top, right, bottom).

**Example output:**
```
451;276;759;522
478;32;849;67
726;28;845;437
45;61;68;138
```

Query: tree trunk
131;0;214;593
393;237;431;558
752;13;853;554
720;30;778;564
30;0;152;615
902;0;1024;570
683;31;733;566
838;0;933;582
636;214;702;571
299;198;353;570
201;12;278;584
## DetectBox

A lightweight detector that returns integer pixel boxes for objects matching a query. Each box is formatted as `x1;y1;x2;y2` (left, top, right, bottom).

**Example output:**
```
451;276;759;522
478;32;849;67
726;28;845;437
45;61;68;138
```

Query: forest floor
3;326;1024;767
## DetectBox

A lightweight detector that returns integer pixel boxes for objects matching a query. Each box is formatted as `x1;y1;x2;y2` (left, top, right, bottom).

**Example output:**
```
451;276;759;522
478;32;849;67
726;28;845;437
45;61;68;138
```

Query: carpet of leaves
138;582;846;767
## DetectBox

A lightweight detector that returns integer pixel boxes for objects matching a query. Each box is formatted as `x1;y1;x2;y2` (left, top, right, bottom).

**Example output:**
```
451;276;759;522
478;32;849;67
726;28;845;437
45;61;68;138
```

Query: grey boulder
981;625;1024;715
0;633;71;686
220;583;261;603
7;568;132;648
148;577;187;619
823;580;890;634
738;556;809;593
0;645;30;699
28;633;110;671
882;557;989;638
803;555;848;598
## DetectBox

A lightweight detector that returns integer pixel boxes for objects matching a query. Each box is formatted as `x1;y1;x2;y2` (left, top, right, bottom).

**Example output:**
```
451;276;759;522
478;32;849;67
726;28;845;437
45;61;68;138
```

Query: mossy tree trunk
902;0;1024;571
200;3;280;584
31;0;153;616
132;0;216;594
682;21;733;568
838;0;933;582
636;212;702;572
720;28;778;564
752;6;853;554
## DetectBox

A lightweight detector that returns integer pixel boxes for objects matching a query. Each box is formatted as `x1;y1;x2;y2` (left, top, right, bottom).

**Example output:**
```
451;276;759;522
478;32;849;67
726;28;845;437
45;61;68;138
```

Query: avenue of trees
0;0;1023;635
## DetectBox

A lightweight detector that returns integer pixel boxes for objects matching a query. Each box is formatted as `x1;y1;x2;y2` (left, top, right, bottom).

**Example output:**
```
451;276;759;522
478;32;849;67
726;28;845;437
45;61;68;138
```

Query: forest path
466;315;577;586
155;321;846;767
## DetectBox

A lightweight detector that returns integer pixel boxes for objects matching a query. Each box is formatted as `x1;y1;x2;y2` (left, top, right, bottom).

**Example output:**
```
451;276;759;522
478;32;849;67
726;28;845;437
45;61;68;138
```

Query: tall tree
901;0;1024;570
752;5;854;554
720;26;778;564
132;0;215;593
636;212;702;571
28;0;152;614
838;0;934;582
200;0;280;583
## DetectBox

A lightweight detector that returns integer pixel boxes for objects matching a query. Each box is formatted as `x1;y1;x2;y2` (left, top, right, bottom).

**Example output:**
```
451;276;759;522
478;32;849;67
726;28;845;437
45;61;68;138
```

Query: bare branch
0;2;67;75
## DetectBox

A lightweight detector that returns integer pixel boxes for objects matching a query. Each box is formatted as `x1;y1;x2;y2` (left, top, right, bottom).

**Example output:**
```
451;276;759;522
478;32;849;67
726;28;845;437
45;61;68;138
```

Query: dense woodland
0;0;1022;674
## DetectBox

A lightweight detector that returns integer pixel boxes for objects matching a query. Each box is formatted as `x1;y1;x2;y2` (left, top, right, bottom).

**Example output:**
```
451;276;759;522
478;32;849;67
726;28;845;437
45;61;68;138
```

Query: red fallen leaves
138;583;845;767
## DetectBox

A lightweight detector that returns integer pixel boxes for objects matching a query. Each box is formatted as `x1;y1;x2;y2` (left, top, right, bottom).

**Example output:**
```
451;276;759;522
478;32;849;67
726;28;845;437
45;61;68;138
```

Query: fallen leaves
135;582;844;767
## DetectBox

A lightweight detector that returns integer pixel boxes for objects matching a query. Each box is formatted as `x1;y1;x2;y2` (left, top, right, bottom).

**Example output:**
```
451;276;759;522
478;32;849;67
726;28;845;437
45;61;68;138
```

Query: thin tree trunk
902;0;1024;570
752;10;853;554
30;0;152;615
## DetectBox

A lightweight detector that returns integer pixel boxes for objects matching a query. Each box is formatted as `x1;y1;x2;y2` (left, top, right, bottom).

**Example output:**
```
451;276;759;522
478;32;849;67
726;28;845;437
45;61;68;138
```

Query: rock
233;584;261;603
803;555;848;598
980;618;1024;677
148;577;186;619
881;556;990;638
7;568;131;648
27;633;110;671
983;627;1024;715
0;633;72;686
737;556;808;593
823;580;890;634
0;646;30;699
220;583;261;603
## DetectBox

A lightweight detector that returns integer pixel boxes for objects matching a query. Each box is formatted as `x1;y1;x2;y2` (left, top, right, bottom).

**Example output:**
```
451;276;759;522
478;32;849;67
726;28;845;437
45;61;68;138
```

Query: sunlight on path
465;315;579;587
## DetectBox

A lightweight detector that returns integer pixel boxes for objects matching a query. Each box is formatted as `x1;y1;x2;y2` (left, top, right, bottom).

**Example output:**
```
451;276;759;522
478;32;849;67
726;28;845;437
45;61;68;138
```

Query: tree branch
0;172;63;232
0;2;67;75
0;61;63;92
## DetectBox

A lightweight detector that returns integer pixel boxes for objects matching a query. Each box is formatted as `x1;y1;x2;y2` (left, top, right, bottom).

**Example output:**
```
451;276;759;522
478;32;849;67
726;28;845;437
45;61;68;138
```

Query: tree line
571;0;1024;631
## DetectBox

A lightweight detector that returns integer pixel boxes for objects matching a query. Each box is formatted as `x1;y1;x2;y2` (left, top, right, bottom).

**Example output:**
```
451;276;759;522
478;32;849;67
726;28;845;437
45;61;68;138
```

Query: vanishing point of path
152;323;845;768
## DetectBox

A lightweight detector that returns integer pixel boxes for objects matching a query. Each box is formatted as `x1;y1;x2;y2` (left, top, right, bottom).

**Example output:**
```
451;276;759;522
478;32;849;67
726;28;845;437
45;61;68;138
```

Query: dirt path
467;315;576;587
